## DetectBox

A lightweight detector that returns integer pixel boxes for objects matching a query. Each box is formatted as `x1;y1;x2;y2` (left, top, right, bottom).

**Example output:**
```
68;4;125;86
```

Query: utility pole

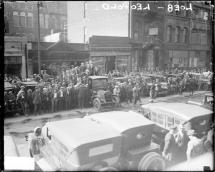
37;2;42;74
83;1;87;44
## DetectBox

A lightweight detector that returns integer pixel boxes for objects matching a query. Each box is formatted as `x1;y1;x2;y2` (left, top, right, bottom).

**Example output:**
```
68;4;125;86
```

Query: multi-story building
4;36;28;79
4;1;67;41
131;1;212;71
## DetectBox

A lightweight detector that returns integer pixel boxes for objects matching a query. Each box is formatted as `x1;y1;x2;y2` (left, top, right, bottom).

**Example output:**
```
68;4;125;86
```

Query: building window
167;25;172;42
4;16;9;33
20;12;26;27
45;15;49;29
40;14;44;28
52;16;57;30
13;11;19;27
134;21;139;41
175;26;180;43
182;27;188;43
27;13;33;28
60;16;66;30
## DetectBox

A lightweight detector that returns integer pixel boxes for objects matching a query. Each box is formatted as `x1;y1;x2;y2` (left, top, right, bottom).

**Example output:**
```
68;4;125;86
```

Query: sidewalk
4;91;209;125
4;108;95;125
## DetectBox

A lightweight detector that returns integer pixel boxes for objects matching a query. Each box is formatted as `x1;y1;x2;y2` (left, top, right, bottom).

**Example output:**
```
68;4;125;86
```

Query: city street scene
4;1;214;171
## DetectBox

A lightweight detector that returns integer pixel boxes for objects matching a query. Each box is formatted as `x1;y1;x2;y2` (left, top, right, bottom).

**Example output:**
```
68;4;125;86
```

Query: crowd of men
4;61;212;116
162;123;213;168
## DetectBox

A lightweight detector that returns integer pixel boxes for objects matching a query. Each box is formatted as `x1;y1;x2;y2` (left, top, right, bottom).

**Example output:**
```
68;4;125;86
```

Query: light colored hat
187;129;196;136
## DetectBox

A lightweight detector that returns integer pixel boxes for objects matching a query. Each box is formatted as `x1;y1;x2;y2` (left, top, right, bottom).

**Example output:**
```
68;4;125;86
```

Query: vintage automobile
143;74;169;97
85;111;165;170
187;92;213;110
4;82;23;117
27;118;122;171
139;102;213;151
4;81;14;91
4;135;35;171
112;76;128;83
21;81;38;91
88;76;118;111
27;111;165;171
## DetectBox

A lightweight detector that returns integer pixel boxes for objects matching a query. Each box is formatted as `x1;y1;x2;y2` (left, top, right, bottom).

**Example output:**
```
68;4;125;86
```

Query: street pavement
4;90;210;157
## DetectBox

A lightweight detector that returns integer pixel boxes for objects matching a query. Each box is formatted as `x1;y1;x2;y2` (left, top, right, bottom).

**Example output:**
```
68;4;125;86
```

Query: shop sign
149;28;158;35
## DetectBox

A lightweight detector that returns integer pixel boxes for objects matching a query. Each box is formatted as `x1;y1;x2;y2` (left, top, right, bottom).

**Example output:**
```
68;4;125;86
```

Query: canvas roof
47;118;121;152
86;111;154;133
141;103;212;120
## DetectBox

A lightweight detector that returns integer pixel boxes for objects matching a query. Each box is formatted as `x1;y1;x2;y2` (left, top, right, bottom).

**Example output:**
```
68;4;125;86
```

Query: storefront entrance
105;56;116;73
4;64;22;77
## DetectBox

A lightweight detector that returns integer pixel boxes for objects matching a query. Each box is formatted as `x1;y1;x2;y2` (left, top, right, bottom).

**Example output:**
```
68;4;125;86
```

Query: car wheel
92;161;108;171
138;152;165;171
99;166;118;171
93;98;101;111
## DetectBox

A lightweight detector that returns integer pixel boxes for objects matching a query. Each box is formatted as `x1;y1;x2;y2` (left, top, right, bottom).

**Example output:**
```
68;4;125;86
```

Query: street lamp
37;1;43;74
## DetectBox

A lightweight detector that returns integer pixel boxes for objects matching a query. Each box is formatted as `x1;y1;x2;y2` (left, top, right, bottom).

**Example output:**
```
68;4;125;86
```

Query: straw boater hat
187;129;197;136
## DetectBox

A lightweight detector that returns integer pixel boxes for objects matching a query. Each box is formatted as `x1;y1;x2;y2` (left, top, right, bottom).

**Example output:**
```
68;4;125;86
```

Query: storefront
89;36;132;74
28;41;89;74
4;36;27;79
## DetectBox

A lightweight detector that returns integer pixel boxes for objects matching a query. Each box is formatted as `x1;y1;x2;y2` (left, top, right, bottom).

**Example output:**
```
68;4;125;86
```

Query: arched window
40;14;44;28
167;25;172;42
175;26;180;43
27;13;33;28
45;14;49;29
20;12;26;27
13;11;19;27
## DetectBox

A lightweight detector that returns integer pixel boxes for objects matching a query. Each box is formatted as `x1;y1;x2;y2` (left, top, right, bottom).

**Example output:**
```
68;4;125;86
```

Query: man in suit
78;81;86;110
186;130;204;161
32;87;42;115
162;125;178;167
17;86;26;116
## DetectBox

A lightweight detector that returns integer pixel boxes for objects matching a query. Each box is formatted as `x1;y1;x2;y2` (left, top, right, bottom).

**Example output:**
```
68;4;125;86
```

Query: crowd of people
162;122;213;168
4;60;212;117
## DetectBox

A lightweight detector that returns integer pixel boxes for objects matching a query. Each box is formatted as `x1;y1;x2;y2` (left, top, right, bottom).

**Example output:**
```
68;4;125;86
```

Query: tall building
4;1;67;41
130;1;212;71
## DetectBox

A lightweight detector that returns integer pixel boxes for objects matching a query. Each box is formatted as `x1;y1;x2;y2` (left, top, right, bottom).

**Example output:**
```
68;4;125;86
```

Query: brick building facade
4;1;67;41
89;36;131;74
131;1;212;71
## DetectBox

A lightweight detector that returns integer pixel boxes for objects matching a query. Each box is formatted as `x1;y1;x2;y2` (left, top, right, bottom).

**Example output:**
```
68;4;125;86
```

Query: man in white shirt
186;130;204;161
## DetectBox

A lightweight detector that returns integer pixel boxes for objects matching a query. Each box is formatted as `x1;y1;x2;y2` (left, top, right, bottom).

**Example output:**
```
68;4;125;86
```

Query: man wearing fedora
16;85;26;116
162;125;178;167
186;129;204;161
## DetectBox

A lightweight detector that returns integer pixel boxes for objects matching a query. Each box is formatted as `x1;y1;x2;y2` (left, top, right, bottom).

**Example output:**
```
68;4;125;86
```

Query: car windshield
92;79;107;89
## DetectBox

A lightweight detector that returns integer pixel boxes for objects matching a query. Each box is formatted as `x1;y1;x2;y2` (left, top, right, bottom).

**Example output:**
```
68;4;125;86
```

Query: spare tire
138;152;165;171
93;98;101;111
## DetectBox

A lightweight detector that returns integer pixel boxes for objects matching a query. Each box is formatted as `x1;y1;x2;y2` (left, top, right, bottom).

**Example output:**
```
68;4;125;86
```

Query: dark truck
88;76;119;111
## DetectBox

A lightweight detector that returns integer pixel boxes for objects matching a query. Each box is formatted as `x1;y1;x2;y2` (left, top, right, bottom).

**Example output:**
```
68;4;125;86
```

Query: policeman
29;127;45;159
186;130;204;161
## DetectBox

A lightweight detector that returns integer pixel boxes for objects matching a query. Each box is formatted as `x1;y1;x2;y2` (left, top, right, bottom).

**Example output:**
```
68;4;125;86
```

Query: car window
151;112;157;123
157;113;164;126
167;116;174;128
174;117;182;125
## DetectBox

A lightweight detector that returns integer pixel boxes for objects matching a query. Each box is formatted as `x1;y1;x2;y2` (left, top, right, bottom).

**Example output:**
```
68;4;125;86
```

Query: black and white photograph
3;1;214;171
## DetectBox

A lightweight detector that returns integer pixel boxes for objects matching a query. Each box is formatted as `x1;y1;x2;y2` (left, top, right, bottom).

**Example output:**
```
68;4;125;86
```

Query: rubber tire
138;152;165;171
93;98;101;111
99;166;118;171
92;161;108;171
